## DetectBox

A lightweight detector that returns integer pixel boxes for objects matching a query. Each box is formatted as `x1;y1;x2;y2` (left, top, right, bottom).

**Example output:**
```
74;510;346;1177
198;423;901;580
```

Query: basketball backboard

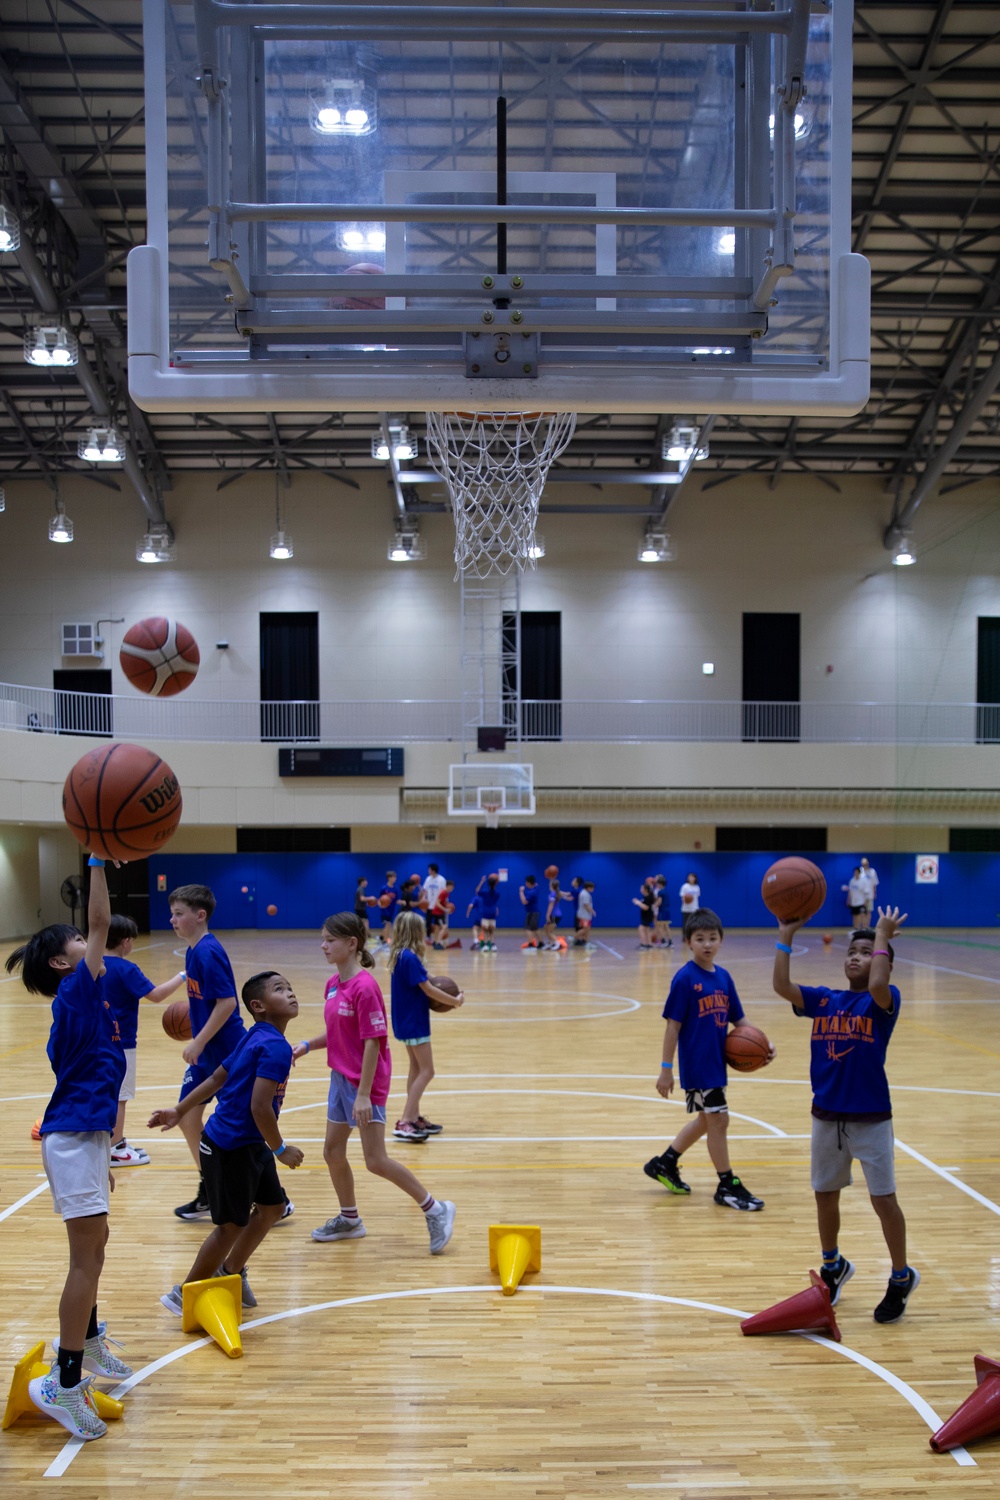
129;0;868;415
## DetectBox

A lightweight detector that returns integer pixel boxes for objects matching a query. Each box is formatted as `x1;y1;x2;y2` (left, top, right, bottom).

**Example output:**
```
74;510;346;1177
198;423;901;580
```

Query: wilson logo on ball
119;617;200;697
139;774;180;814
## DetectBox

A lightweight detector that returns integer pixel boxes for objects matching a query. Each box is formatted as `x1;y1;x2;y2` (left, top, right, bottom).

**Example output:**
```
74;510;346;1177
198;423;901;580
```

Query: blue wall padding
147;851;989;931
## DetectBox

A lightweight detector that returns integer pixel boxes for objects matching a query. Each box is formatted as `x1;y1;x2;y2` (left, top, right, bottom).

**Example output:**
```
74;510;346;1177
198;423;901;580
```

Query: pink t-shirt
323;970;392;1105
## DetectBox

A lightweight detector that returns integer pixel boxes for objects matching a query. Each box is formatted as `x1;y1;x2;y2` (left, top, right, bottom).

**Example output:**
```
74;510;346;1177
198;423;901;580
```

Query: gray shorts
811;1116;896;1196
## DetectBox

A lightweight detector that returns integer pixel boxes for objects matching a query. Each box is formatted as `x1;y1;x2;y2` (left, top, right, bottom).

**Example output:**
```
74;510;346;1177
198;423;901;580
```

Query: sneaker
160;1284;183;1316
311;1213;367;1242
111;1141;150;1167
53;1326;133;1381
432;942;446;950
415;1115;443;1135
215;1265;257;1309
873;1267;920;1324
174;1190;211;1221
470;941;482;951
393;1119;429;1142
427;1200;456;1254
713;1176;764;1211
28;1369;107;1441
278;1199;295;1222
819;1256;856;1306
643;1155;691;1195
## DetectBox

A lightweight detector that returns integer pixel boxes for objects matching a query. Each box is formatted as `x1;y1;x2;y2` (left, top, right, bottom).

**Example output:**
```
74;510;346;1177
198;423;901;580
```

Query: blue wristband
87;856;105;867
300;1040;310;1054
661;1061;673;1069
775;941;793;954
273;1141;287;1157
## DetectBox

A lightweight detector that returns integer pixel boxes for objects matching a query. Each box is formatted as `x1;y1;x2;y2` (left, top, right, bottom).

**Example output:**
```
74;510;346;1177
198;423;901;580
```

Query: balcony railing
2;683;999;746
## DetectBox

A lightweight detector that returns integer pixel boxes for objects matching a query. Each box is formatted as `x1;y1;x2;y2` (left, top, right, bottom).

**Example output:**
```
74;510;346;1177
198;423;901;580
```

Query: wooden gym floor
2;926;1000;1498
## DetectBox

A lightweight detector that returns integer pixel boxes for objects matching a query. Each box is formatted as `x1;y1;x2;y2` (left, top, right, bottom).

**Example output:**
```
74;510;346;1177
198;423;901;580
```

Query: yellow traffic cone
3;1343;124;1429
488;1224;542;1296
181;1275;243;1358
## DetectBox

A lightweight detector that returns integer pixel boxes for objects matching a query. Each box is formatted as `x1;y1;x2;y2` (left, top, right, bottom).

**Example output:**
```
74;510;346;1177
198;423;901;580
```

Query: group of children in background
7;851;917;1447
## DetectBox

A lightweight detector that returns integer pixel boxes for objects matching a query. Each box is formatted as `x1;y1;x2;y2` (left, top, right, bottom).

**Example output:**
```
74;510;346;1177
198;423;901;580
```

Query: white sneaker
160;1284;183;1316
110;1141;150;1166
28;1369;107;1441
311;1214;367;1242
427;1200;456;1255
54;1324;133;1380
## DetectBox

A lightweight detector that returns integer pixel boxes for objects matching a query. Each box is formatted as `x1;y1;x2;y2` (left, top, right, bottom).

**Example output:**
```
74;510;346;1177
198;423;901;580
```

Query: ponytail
321;911;375;967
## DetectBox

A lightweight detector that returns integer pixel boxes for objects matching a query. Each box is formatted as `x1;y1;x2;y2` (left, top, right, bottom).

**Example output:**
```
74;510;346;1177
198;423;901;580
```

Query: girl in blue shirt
5;858;132;1442
387;911;464;1141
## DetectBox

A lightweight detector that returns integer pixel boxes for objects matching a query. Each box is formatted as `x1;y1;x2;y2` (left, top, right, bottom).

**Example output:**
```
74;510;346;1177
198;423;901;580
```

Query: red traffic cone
741;1271;842;1343
930;1356;1000;1453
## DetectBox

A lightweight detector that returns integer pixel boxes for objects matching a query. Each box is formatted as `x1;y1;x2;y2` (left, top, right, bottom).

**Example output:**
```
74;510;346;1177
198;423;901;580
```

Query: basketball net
425;410;577;578
483;802;501;830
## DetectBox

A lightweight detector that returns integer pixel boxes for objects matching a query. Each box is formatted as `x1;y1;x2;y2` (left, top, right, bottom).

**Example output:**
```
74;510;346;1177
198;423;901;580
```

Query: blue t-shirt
795;984;901;1118
41;962;126;1135
479;886;500;920
185;933;245;1067
102;954;154;1049
662;960;745;1091
467;896;483;921
204;1022;292;1151
390;947;430;1040
380;885;398;919
522;886;539;915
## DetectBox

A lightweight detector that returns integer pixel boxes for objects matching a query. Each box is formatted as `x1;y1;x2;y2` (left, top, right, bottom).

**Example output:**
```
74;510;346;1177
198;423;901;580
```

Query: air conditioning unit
62;623;100;657
421;827;440;846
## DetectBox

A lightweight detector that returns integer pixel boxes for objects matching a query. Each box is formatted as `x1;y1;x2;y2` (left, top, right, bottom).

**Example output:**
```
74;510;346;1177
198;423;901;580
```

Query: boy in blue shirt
150;971;304;1314
168;883;247;1221
520;874;541;948
6;856;132;1442
104;914;187;1167
644;909;769;1210
772;906;917;1323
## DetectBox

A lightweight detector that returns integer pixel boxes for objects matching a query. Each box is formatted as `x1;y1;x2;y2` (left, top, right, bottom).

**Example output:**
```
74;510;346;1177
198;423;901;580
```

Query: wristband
871;949;890;957
660;1062;673;1069
87;856;105;867
775;941;793;954
273;1141;287;1157
300;1039;310;1054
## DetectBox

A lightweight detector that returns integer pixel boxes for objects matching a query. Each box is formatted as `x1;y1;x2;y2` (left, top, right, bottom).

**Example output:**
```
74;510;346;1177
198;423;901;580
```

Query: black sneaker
174;1190;211;1221
643;1155;691;1195
819;1256;855;1306
713;1176;764;1211
873;1267;920;1324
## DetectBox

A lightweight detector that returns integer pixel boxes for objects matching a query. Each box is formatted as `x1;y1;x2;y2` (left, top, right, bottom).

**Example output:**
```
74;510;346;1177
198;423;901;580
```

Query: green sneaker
643;1156;691;1195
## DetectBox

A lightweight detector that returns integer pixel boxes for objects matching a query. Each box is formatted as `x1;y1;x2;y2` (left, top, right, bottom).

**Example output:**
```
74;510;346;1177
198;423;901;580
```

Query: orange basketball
544;864;559;879
428;974;460;1014
725;1023;771;1073
161;999;192;1041
119;617;200;697
761;857;827;923
63;742;182;860
331;262;385;310
378;893;392;907
266;904;278;916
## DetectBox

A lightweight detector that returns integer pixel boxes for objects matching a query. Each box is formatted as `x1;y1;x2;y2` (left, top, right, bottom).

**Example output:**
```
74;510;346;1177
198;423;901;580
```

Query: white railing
0;683;998;746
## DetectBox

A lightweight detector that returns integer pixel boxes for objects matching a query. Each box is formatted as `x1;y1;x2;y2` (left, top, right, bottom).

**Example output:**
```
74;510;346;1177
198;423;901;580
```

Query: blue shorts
398;1035;431;1047
179;1059;216;1102
327;1069;387;1126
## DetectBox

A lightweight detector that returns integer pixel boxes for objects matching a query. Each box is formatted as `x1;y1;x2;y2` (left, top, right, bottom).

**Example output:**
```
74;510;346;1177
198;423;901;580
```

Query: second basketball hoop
425;410;577;579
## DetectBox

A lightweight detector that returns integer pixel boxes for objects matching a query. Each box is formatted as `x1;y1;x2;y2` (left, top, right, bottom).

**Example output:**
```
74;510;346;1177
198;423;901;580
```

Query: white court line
592;939;624;960
127;1133;811;1146
43;1283;971;1477
897;955;1000;987
896;1139;1000;1218
0;1181;49;1223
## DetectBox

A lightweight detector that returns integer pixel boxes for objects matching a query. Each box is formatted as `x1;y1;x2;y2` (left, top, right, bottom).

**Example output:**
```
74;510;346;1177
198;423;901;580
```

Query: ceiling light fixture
338;224;386;254
662;423;708;463
269;470;293;559
716;230;736;255
48;498;73;543
0;204;20;253
310;73;377;137
24;322;78;368
388;520;425;562
638;527;675;563
78;424;126;463
892;535;916;567
136;522;175;563
372;423;417;462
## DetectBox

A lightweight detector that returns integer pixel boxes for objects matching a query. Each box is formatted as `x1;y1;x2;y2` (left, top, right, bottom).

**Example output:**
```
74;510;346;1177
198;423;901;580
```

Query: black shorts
199;1131;284;1227
638;911;654;927
685;1086;728;1114
525;911;540;931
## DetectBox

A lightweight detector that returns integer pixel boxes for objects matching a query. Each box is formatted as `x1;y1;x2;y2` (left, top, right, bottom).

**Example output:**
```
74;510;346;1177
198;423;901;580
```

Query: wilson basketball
62;742;183;860
161;999;192;1041
725;1023;771;1073
544;864;559;879
379;893;392;907
119;616;200;697
761;857;827;923
428;974;460;1014
266;904;277;916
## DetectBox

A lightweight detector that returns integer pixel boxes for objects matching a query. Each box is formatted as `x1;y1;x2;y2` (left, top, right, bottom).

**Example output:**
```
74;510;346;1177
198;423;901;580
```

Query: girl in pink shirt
291;911;456;1254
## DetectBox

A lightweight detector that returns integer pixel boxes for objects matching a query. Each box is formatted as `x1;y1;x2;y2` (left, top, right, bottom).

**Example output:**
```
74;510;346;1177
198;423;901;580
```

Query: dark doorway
106;857;150;932
52;668;113;736
976;618;1000;743
742;613;800;741
503;610;562;740
260;612;319;741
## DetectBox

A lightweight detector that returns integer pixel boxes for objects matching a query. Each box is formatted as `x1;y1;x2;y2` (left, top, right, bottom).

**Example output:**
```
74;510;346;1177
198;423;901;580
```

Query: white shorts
41;1131;112;1220
118;1048;137;1102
